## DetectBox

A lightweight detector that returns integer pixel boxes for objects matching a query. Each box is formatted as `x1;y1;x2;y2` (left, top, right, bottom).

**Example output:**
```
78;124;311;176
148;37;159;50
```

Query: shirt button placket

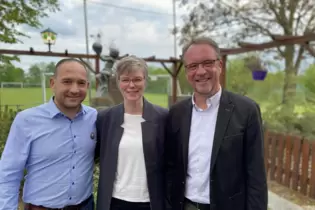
69;120;76;201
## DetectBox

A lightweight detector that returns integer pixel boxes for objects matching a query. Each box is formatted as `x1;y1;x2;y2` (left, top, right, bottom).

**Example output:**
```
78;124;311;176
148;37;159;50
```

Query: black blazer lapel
141;99;158;164
210;90;234;174
111;104;125;158
180;98;193;175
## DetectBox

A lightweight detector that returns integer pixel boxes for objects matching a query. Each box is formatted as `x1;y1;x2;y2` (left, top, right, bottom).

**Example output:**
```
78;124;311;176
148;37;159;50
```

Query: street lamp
41;28;57;52
92;33;103;56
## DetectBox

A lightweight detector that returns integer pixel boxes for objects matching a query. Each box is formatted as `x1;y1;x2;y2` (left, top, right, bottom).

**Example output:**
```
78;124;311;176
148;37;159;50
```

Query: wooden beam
0;49;181;63
221;34;315;55
305;45;315;57
0;49;98;59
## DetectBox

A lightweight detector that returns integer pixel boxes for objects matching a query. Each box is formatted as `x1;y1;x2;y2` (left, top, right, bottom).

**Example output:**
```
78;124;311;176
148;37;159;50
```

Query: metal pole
83;0;92;105
41;72;46;103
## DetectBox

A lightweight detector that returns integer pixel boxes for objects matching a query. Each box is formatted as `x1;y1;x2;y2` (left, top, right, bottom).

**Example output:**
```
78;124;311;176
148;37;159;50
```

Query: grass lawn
0;88;168;110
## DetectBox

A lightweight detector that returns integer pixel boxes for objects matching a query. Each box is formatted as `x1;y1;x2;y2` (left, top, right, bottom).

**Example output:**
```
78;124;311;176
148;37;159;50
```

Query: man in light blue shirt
0;58;97;210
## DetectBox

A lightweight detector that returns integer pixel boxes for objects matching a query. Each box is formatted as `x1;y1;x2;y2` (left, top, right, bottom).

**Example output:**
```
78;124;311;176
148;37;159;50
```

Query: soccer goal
0;82;23;89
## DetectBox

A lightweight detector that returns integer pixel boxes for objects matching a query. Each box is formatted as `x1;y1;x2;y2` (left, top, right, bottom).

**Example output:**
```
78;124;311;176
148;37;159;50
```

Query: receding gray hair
115;55;148;84
182;36;221;59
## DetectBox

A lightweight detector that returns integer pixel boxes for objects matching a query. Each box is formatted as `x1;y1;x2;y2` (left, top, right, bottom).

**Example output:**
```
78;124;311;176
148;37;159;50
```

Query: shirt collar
192;87;222;111
46;97;87;118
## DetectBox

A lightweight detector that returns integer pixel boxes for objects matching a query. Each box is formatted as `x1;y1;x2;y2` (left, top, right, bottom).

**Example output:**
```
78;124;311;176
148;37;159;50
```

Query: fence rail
264;131;315;199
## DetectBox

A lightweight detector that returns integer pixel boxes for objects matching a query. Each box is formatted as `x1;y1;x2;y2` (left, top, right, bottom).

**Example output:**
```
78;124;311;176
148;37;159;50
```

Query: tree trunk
282;46;298;104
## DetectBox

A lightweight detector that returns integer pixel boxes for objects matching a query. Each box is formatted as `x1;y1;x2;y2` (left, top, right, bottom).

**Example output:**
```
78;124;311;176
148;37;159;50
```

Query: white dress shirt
185;88;222;204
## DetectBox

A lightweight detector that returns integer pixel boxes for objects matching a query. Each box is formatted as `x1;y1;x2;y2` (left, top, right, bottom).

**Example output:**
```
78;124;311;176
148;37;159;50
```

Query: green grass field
0;88;169;110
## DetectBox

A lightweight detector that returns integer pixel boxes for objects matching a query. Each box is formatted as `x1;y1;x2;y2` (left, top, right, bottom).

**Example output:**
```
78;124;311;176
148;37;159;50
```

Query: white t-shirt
112;113;149;202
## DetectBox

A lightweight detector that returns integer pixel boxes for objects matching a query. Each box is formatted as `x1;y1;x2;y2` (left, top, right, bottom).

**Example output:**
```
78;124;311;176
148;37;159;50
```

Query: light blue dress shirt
0;98;97;210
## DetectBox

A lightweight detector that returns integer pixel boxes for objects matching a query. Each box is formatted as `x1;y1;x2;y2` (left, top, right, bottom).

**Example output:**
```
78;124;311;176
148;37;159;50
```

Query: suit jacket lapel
181;98;193;174
210;90;234;174
141;99;158;163
112;104;124;153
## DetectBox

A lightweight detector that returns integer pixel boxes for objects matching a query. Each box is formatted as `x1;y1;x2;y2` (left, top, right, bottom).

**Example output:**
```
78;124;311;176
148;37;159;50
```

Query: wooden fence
264;131;315;199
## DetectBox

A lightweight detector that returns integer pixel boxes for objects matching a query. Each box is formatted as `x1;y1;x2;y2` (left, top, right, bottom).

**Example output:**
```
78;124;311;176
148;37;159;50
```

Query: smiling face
183;43;222;97
50;60;89;111
118;69;146;102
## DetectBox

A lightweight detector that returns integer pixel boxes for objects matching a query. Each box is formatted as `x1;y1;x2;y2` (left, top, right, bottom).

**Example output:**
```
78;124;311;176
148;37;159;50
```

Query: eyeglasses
185;59;220;72
119;77;145;85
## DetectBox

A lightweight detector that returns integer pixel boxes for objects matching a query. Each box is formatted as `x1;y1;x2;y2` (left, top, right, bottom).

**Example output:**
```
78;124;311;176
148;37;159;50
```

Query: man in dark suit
165;37;268;210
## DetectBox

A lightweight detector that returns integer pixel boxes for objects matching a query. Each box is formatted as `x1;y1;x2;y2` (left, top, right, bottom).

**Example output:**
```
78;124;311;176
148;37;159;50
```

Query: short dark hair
182;36;221;59
54;58;88;76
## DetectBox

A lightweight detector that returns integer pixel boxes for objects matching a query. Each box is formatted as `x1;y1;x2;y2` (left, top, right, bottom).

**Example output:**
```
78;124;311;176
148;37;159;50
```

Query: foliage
0;0;60;65
262;103;315;139
177;0;315;104
0;64;25;82
226;58;255;95
243;55;266;72
0;106;19;156
300;64;315;103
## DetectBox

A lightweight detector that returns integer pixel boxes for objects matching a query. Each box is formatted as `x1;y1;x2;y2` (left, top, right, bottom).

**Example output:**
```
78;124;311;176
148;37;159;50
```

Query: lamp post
41;28;57;52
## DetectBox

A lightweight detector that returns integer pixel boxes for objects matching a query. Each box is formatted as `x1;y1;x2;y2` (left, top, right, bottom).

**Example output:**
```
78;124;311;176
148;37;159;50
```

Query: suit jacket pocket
221;133;244;152
229;191;242;200
224;133;244;139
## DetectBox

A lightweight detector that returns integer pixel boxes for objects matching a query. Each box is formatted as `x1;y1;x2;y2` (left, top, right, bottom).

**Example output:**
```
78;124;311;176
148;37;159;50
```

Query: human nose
195;65;207;74
69;83;79;93
128;80;136;87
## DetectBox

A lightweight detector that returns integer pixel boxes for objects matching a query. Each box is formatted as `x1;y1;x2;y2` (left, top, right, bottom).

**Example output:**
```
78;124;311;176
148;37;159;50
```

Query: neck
53;98;81;119
124;97;143;115
194;85;220;109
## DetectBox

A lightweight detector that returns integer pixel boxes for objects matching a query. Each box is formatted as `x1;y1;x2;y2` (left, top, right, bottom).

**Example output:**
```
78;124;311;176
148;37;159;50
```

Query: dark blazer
165;90;268;210
95;98;168;210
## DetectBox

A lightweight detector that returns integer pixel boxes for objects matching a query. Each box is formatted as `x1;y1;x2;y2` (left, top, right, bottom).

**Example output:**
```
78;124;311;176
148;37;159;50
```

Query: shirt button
69;197;72;200
72;182;74;185
74;150;76;154
74;135;76;138
72;166;75;169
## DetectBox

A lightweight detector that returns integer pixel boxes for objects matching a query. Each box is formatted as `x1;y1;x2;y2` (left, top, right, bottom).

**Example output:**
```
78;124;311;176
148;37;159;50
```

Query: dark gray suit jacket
95;98;168;210
165;90;268;210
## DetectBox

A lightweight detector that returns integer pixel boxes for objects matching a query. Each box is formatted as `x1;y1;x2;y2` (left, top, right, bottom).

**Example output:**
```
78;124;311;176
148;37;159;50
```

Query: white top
112;113;150;202
185;88;221;204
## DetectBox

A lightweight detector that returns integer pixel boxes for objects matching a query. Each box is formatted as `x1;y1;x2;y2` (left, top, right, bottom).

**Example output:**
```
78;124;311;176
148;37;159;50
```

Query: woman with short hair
95;55;168;210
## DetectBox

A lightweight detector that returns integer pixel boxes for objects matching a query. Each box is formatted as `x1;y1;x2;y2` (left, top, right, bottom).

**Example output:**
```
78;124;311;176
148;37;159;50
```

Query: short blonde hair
115;55;148;85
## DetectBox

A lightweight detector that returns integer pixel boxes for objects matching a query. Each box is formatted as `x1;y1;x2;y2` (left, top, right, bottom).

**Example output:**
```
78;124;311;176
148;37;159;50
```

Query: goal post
41;72;54;103
0;82;23;89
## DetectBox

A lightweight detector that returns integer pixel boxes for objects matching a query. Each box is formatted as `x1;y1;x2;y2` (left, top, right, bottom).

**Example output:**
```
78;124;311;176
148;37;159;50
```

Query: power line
88;0;172;16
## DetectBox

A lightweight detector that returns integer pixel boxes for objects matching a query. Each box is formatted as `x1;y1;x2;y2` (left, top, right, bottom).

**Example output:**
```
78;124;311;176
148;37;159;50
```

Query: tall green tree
178;0;315;105
0;0;60;65
26;62;55;84
0;64;25;82
300;64;315;103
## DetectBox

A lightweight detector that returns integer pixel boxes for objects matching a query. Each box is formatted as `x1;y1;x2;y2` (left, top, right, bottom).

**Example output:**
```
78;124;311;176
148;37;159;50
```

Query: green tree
0;64;25;82
25;62;55;85
300;64;315;103
0;0;60;65
226;58;255;95
178;0;315;105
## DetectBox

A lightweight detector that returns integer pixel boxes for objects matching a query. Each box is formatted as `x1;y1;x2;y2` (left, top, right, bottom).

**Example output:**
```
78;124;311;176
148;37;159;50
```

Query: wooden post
95;56;100;89
171;61;177;104
220;55;227;88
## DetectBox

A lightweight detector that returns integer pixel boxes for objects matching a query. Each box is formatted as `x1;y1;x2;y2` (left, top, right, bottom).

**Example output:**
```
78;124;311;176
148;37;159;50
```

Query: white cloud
2;0;185;72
